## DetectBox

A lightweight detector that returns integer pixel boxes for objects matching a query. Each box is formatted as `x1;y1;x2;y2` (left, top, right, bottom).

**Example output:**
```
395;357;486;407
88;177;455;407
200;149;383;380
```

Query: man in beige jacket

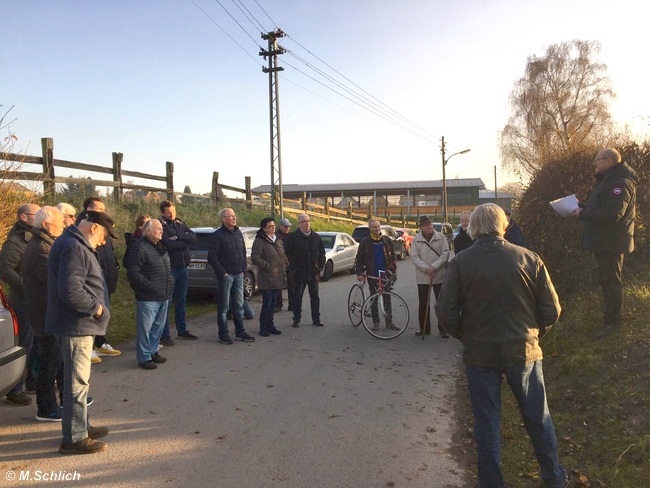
410;216;451;337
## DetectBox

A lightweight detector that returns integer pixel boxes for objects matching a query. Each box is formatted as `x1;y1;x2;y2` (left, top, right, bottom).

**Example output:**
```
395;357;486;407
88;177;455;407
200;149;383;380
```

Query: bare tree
500;40;616;177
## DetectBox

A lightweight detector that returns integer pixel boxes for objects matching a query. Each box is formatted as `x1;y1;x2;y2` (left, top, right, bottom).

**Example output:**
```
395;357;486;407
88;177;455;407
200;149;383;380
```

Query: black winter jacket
0;221;32;307
453;228;474;254
207;225;247;276
125;237;174;302
504;219;526;247
355;235;396;278
44;225;110;337
251;230;289;290
21;228;55;337
284;229;325;283
579;162;637;253
159;216;196;269
435;235;561;369
77;210;120;294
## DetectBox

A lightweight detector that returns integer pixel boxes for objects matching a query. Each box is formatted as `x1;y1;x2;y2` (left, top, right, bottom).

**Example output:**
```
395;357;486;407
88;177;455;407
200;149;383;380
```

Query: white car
317;232;359;282
0;285;26;397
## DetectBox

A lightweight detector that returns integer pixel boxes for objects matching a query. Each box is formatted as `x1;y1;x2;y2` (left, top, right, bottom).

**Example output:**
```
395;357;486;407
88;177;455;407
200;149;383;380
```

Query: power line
252;0;277;28
212;0;263;49
230;0;266;33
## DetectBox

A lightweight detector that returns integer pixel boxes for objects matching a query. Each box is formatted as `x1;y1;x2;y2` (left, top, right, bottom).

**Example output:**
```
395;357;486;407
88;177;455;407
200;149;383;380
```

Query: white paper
549;194;579;217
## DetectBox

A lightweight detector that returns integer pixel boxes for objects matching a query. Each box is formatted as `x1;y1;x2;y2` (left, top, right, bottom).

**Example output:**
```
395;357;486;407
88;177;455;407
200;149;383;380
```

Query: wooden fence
1;137;442;227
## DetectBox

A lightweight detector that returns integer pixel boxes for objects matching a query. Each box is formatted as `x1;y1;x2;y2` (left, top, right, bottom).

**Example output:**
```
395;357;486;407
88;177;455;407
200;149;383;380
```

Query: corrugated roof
479;190;516;199
252;178;485;194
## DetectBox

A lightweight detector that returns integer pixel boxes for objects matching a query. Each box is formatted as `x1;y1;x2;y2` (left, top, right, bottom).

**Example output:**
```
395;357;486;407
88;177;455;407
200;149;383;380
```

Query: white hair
56;202;77;216
34;206;62;228
298;214;309;223
468;203;508;240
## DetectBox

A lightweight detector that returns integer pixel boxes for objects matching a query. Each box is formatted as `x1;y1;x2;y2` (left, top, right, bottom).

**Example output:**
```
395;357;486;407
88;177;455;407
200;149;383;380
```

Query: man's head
78;211;116;248
83;197;105;213
459;211;471;231
298;214;311;233
56;202;77;228
419;215;434;237
220;208;237;229
159;200;176;221
143;219;163;244
260;217;276;237
278;218;291;234
17;203;40;227
594;148;622;175
468;203;508;240
368;219;381;236
35;206;65;238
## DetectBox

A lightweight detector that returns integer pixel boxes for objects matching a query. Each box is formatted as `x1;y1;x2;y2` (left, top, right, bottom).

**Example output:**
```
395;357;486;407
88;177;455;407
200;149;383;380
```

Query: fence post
400;209;404;227
112;152;123;203
41;138;55;197
166;161;174;201
367;206;371;221
302;192;307;212
324;198;330;221
212;172;219;206
387;212;392;225
245;176;252;209
347;201;352;222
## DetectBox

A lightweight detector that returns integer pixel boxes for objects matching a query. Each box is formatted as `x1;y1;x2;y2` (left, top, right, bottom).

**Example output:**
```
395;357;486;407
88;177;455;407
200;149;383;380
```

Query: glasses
594;157;608;162
266;224;276;228
23;213;35;216
299;220;310;224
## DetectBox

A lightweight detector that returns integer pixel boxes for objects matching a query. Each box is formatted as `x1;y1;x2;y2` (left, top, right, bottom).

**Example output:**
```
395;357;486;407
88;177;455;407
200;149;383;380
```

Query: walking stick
421;273;434;341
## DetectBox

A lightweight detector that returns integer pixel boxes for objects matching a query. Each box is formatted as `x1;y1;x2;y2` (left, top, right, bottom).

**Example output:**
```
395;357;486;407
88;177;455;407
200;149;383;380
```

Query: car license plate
188;263;207;270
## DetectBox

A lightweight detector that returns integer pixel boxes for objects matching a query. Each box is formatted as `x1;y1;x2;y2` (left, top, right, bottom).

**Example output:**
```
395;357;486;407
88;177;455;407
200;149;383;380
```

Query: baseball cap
85;211;117;239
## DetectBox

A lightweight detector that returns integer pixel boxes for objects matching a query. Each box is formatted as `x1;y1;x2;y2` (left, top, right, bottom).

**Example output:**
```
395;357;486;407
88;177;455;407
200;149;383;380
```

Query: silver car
318;232;359;281
187;227;259;298
0;285;26;397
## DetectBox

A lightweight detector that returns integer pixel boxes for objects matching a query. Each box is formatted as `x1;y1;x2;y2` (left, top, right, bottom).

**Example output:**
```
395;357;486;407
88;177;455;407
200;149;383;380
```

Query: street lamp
441;136;470;223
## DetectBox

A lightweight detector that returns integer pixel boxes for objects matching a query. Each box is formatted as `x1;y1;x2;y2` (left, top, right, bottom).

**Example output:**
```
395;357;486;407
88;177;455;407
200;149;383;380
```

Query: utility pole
494;165;498;205
260;29;286;218
441;136;448;223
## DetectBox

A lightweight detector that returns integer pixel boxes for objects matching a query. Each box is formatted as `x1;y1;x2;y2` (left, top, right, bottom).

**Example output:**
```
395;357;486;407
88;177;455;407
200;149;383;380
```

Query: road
0;257;470;488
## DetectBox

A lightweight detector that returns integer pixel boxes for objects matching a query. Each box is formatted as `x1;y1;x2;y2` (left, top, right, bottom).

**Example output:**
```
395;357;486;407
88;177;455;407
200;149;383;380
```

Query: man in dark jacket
453;211;474;254
573;148;637;339
0;202;40;406
45;211;115;455
76;197;121;360
504;209;526;247
22;207;65;421
207;208;255;344
158;200;198;344
284;214;326;328
354;219;397;331
435;203;567;488
126;219;173;370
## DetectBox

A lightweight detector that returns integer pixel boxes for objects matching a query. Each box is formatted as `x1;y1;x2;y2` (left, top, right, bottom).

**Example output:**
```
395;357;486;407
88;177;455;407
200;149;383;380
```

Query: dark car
187;227;259;298
351;225;407;260
0;285;26;397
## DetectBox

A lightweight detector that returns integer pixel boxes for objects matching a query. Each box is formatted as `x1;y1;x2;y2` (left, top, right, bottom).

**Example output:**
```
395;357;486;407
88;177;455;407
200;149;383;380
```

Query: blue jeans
466;362;567;488
136;300;169;363
60;335;93;444
217;274;245;337
260;289;280;331
162;267;189;338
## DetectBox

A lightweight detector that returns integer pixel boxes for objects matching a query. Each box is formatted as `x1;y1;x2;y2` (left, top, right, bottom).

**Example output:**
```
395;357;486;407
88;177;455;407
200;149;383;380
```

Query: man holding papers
573;148;637;339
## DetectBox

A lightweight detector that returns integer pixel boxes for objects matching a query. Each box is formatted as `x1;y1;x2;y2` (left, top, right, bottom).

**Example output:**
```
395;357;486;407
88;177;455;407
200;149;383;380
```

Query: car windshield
320;235;335;248
191;232;213;251
352;228;369;240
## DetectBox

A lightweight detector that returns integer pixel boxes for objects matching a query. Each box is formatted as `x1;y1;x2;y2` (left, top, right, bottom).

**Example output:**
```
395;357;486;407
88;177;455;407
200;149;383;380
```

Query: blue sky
2;0;647;196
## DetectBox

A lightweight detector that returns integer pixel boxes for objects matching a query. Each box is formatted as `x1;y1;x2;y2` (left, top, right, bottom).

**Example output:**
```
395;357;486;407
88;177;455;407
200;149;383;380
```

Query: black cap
85;211;117;239
419;215;432;227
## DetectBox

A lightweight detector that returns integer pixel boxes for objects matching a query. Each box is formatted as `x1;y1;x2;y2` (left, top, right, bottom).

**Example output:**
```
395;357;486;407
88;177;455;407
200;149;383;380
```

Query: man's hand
93;304;103;320
357;275;365;282
572;208;582;216
427;267;436;279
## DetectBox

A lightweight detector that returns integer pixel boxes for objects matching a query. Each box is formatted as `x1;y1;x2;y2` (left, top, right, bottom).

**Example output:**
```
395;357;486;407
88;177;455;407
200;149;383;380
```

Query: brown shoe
88;426;109;439
59;436;107;455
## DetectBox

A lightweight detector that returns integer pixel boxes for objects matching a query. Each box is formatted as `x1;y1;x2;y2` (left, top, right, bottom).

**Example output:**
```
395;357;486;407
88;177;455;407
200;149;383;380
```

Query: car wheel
244;272;254;298
322;260;334;282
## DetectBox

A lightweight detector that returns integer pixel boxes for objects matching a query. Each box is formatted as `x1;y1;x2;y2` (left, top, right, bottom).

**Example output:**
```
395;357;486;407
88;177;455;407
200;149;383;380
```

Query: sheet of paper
549;194;579;217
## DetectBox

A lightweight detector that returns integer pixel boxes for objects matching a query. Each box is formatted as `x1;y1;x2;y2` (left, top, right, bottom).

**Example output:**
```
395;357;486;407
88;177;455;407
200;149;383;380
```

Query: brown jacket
251;230;289;291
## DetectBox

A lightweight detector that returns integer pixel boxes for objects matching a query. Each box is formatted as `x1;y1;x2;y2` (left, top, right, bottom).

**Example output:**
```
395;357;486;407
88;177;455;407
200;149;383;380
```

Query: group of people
0;147;636;484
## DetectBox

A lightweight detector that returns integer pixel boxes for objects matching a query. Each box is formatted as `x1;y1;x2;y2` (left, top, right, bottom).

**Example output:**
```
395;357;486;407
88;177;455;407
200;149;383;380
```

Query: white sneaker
95;343;121;356
158;343;163;349
91;350;102;364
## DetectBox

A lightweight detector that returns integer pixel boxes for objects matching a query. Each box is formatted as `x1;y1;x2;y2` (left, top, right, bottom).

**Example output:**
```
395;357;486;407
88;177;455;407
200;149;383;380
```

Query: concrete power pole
260;29;286;218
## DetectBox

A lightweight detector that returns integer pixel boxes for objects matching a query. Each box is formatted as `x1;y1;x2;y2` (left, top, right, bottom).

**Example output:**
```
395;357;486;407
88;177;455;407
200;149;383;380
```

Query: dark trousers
368;279;392;324
594;252;625;328
292;280;320;323
276;272;295;310
35;335;64;414
417;283;442;333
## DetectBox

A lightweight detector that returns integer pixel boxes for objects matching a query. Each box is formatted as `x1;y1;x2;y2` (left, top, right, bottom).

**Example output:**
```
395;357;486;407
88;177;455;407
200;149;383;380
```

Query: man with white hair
435;203;568;488
22;207;65;421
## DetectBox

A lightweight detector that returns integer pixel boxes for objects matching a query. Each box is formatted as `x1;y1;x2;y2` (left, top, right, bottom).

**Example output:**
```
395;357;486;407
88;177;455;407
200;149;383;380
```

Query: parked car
394;228;416;255
187;227;259;298
433;222;455;250
317;232;359;281
0;285;26;398
351;225;407;260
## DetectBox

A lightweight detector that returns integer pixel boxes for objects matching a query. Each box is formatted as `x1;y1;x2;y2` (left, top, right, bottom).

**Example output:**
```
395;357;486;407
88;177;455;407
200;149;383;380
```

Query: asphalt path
0;257;470;488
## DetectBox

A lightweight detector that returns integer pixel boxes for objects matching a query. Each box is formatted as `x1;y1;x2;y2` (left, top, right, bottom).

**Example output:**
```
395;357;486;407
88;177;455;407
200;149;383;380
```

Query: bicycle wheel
347;283;366;327
361;291;410;339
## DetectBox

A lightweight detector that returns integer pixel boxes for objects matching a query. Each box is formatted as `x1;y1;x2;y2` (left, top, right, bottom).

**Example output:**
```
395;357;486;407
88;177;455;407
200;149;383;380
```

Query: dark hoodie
579;161;637;253
0;220;33;307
